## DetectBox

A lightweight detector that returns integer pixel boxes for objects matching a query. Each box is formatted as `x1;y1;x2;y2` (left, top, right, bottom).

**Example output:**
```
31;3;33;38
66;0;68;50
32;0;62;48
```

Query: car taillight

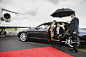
48;39;49;41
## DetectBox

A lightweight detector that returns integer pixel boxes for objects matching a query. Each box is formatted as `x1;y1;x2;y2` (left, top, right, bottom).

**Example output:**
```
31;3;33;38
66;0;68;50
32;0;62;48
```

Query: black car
18;20;86;47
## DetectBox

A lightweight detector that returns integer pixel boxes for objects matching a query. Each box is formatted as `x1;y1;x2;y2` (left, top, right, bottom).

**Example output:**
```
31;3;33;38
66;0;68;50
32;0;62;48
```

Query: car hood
79;29;86;36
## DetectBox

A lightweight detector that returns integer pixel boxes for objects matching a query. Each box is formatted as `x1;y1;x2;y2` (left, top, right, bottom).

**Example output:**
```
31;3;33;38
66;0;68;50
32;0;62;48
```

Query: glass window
38;24;51;29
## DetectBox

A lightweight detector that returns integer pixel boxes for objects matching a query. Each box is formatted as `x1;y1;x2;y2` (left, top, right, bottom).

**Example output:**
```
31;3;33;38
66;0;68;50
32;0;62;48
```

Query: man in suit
63;13;79;53
53;23;64;47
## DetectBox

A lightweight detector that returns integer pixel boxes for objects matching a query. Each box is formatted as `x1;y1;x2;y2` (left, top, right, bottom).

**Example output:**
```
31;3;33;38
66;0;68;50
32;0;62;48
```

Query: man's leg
54;34;58;39
58;36;62;47
59;36;62;45
72;34;78;52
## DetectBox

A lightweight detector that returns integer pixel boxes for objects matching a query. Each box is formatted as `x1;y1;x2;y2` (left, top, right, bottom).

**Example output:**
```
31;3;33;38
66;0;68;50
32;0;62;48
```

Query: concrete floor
0;36;86;57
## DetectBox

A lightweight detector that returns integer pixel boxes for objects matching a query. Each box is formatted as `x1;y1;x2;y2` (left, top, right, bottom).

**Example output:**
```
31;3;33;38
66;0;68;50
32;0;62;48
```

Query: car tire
4;32;6;37
20;33;28;42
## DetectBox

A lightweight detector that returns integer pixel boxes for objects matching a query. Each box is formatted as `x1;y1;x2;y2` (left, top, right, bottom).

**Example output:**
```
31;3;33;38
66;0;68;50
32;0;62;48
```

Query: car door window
38;25;50;29
49;20;56;31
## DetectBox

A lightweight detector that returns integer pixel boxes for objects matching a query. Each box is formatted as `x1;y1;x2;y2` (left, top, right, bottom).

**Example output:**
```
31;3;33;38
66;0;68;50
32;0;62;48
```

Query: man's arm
65;24;70;27
62;23;70;30
74;18;79;34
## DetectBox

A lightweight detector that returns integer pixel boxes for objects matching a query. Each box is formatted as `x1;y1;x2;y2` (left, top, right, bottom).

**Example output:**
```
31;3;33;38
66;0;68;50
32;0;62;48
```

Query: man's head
70;13;75;18
57;23;60;27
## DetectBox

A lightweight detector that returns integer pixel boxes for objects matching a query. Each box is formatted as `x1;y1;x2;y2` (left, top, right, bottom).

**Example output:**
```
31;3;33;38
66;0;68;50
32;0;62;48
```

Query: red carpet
0;47;73;57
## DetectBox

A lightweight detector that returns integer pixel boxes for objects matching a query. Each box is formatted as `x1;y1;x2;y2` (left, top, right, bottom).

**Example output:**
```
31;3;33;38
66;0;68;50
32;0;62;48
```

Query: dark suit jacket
53;26;64;35
65;17;79;34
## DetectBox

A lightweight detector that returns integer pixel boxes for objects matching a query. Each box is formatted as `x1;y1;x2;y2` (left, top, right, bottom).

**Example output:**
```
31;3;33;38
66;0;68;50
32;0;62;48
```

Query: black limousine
18;20;86;47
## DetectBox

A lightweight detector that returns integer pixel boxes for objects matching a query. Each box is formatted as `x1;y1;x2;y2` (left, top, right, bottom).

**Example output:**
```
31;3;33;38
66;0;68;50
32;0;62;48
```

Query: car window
38;24;50;29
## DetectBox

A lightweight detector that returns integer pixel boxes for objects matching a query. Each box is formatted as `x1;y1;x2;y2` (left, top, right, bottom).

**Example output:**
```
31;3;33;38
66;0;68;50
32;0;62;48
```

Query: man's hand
59;34;62;36
73;32;76;34
62;23;65;26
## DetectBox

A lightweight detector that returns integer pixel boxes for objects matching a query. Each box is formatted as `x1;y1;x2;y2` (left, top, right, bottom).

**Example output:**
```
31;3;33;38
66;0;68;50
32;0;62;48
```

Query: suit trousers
72;34;78;52
54;34;62;45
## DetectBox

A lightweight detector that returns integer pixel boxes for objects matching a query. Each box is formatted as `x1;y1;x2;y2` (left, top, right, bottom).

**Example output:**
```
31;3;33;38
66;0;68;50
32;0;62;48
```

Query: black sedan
18;20;86;47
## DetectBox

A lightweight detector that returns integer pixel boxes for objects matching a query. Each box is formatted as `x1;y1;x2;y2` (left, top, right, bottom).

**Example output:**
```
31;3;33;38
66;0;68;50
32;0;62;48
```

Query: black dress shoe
72;50;78;53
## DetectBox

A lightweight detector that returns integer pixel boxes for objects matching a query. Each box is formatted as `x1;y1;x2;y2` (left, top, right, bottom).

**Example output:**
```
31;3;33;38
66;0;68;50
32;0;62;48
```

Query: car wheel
68;36;81;47
20;33;28;42
4;32;6;37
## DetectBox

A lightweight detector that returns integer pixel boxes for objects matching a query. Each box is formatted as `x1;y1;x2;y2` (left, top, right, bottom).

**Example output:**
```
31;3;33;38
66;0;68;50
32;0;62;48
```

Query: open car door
48;20;60;43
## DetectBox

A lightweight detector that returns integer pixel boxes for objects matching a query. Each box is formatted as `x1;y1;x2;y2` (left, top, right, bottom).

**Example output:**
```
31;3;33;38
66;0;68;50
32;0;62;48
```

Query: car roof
41;21;69;25
36;21;69;27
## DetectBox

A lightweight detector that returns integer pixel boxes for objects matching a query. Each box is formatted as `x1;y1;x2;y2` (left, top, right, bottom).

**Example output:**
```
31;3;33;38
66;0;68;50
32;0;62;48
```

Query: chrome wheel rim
68;36;80;47
20;33;27;41
68;36;73;47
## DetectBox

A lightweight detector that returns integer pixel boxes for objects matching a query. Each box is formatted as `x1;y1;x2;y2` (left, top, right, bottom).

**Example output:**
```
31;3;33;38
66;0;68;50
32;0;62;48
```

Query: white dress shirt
56;27;59;35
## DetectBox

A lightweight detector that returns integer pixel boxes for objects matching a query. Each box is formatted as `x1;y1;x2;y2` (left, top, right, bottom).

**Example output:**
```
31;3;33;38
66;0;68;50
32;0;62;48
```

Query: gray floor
0;36;86;57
